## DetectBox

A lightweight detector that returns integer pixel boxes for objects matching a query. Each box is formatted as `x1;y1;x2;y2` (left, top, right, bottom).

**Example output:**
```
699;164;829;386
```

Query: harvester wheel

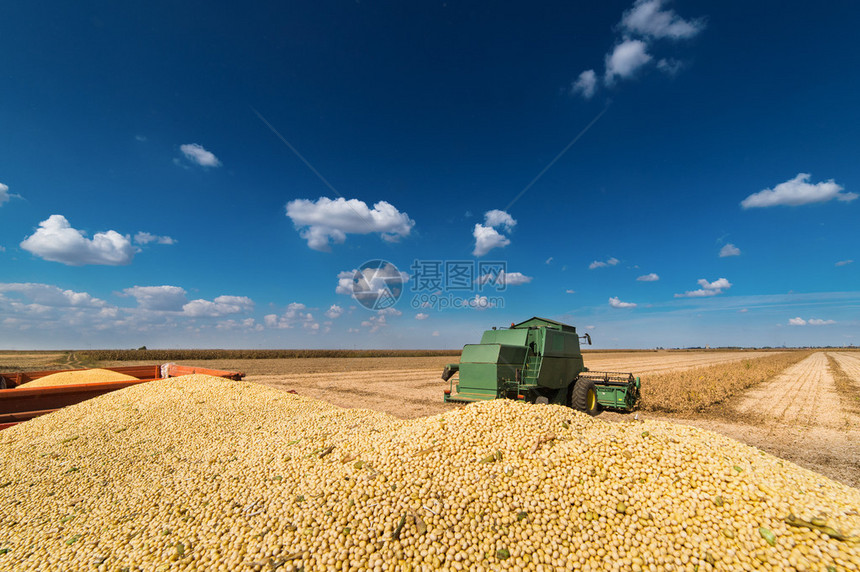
571;378;600;416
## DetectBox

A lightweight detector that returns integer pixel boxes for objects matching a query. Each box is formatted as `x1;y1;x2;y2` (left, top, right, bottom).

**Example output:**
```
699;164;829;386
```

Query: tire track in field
734;352;856;432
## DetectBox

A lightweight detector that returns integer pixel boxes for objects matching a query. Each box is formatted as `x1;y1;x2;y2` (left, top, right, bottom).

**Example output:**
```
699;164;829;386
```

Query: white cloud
122;285;188;311
589;257;620;269
573;0;704;92
324;304;344;319
483;209;516;231
0;183;11;207
605;39;652;84
415;313;429;320
287;197;415;251
182;295;254;317
741;173;855;209
264;302;317;329
134;232;176;245
180;143;221;168
0;283;108;308
467;294;495;310
336;270;355;295
835;260;853;267
609;296;637;308
473;210;516;257
477;270;532;287
361;314;388;333
473;225;510;257
620;0;705;40
432;330;440;337
20;215;136;266
637;273;660;282
789;317;836;327
545;257;553;264
566;289;576;294
719;243;741;257
675;277;732;298
571;69;598;99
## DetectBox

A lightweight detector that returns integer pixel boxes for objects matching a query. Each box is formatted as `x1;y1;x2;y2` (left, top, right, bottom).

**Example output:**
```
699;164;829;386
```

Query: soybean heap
1;375;858;571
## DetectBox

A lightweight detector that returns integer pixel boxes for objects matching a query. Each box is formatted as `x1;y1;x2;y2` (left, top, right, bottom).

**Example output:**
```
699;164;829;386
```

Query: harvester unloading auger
442;317;640;415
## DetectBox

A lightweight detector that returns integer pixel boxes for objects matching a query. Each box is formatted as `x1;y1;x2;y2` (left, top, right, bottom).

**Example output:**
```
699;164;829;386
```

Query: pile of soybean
17;369;138;389
1;375;858;571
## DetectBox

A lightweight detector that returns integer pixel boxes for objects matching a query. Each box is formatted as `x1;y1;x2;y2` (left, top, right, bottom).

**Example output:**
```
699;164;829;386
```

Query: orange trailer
0;364;245;430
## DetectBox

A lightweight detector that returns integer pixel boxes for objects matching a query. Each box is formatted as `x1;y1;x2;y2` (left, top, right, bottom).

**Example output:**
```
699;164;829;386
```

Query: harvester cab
442;317;640;415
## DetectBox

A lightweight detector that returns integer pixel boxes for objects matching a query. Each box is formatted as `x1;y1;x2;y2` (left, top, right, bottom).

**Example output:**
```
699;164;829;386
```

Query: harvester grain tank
441;317;640;415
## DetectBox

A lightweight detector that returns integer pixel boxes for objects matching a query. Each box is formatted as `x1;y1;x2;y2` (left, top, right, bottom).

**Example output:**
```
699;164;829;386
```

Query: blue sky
1;1;858;350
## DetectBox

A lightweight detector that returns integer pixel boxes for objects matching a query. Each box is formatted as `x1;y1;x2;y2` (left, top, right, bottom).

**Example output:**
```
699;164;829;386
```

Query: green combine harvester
442;317;640;415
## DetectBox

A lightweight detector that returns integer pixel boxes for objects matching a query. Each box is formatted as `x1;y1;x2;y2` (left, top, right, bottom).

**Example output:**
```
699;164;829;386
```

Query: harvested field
637;351;811;414
584;350;784;376
0;352;67;373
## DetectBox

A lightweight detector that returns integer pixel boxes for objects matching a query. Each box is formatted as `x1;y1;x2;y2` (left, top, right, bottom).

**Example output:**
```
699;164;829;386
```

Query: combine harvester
442;317;640;415
0;363;244;430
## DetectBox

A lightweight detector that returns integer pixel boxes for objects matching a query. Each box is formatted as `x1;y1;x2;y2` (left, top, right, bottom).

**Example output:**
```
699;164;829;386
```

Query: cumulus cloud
121;285;188;311
361;314;388;333
571;0;704;98
605;39;652;84
182;295;254;317
589;257;620;269
789;317;836;326
571;69;597;98
483;209;516;231
287;197;415;251
415;313;429;320
741;173;855;209
835;260;853;267
0;283;119;334
620;0;705;40
675;277;732;298
719;243;741;257
473;225;510;257
20;215;136;266
0;183;16;207
180;143;221;167
324;304;344;319
566;289;576;294
134;232;176;245
473;209;516;257
264;302;317;329
609;296;637;308
637;273;660;281
0;283;108;308
467;294;495;310
477;270;532;287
